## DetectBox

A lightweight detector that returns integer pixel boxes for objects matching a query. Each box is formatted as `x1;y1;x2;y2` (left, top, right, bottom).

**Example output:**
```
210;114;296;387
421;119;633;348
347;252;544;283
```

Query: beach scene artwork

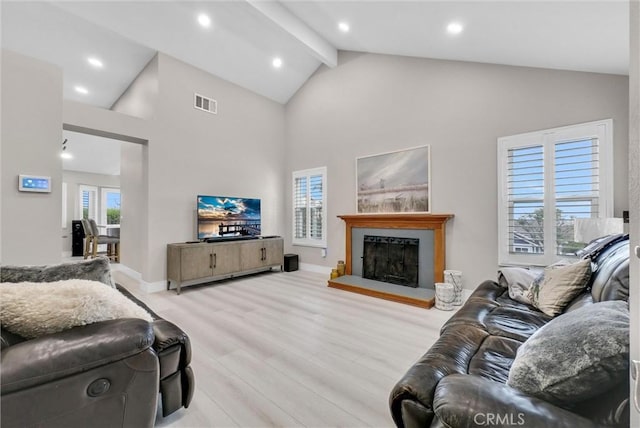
357;145;430;213
197;196;261;238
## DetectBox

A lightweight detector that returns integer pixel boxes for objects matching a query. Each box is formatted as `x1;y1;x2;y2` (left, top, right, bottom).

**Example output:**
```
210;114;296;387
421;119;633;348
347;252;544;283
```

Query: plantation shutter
506;145;545;256
554;138;600;256
292;167;327;247
82;190;90;219
294;176;308;240
498;120;612;266
309;174;324;240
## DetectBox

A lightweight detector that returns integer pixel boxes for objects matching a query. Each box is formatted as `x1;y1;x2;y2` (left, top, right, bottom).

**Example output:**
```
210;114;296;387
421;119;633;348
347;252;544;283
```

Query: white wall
119;142;145;274
628;1;639;426
1;49;63;265
113;53;286;283
61;170;120;253
285;51;629;288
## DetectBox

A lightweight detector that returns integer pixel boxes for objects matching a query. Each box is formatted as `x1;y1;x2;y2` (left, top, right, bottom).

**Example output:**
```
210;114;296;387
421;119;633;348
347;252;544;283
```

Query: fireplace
362;235;419;287
328;213;453;309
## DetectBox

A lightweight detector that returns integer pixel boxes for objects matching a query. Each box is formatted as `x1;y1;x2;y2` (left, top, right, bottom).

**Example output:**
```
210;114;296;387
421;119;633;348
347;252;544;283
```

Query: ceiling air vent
194;93;217;114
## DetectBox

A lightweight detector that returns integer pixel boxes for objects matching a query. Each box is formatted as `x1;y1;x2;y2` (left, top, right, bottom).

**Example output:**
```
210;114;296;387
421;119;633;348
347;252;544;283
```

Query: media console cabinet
167;236;284;294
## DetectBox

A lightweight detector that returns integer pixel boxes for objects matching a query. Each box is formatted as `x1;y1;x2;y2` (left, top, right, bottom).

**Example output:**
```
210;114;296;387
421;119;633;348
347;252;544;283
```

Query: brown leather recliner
0;258;194;428
390;236;630;428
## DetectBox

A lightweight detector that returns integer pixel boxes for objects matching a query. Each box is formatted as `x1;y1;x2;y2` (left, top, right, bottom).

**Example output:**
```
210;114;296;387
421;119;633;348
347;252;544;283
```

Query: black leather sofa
0;258;194;428
390;236;630;428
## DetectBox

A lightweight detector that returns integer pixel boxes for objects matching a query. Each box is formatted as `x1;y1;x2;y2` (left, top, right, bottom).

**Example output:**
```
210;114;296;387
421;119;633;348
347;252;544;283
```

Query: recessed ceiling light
60;152;73;159
198;13;211;28
74;86;89;95
447;22;464;35
272;57;283;68
87;57;103;68
338;22;350;33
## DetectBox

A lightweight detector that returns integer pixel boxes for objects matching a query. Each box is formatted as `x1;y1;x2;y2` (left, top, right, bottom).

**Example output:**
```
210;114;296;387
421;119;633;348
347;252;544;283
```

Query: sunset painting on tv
197;195;261;239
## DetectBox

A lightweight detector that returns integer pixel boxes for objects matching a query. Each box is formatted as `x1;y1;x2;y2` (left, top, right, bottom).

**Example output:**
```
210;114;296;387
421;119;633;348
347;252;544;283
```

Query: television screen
197;195;261;239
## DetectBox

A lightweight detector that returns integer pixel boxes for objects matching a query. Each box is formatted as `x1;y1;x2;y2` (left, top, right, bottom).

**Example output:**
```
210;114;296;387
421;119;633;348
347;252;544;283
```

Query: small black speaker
284;254;298;272
71;220;85;257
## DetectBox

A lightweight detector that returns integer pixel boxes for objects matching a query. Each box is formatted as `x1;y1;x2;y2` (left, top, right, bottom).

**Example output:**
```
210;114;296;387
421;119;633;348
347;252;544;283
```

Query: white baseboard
144;280;167;293
299;263;332;275
111;264;166;294
112;263;142;280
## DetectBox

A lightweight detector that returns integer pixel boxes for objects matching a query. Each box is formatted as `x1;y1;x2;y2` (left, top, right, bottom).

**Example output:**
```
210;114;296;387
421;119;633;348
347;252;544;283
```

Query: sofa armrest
389;325;489;428
433;374;600;428
153;319;191;364
1;318;154;394
152;319;194;416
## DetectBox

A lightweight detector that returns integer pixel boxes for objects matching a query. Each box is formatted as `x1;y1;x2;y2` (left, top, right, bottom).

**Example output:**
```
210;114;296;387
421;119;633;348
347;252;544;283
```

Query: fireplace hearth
362;235;419;287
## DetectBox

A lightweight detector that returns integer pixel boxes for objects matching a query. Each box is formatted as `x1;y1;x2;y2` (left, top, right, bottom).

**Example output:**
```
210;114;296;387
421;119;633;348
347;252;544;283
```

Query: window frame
498;119;613;266
292;166;327;248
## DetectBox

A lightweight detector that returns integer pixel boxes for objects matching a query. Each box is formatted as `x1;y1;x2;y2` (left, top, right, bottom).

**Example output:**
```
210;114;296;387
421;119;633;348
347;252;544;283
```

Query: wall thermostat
18;174;51;193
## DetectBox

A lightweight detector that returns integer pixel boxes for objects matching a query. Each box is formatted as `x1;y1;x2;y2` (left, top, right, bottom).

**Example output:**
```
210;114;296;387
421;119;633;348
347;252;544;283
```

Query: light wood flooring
112;268;464;428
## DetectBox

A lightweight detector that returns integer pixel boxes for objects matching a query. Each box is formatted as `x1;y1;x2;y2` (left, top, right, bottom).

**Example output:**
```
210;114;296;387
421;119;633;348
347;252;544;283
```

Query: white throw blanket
0;279;152;338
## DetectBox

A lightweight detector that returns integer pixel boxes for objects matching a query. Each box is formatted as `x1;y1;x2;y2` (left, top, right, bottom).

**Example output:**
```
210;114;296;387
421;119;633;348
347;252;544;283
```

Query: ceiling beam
246;0;337;68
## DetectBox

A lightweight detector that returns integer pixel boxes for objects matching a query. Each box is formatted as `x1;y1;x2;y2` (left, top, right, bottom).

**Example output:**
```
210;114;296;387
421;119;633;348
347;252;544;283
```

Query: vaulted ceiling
2;1;629;108
2;1;629;176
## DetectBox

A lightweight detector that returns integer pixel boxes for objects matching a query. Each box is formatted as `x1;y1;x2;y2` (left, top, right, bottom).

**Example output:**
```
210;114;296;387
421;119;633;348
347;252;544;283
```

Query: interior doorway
61;128;143;265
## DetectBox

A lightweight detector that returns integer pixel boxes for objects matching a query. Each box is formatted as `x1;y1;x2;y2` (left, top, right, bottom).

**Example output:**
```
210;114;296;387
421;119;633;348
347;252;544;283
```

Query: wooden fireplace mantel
338;213;454;282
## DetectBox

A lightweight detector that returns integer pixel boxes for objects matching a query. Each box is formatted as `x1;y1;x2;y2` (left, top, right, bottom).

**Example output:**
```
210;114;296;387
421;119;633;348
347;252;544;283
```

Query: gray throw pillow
0;257;114;288
527;258;591;317
507;300;629;406
497;267;537;304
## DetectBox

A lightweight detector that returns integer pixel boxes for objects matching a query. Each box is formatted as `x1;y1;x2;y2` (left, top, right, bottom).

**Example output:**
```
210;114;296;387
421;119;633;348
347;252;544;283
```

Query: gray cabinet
167;237;283;294
239;239;284;271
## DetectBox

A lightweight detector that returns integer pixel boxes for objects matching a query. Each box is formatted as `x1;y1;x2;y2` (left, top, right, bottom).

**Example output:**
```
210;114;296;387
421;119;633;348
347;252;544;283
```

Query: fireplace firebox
362;235;419;287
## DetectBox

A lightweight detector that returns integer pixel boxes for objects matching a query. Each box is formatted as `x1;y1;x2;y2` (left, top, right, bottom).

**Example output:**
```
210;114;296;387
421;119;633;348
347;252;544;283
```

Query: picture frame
356;145;431;213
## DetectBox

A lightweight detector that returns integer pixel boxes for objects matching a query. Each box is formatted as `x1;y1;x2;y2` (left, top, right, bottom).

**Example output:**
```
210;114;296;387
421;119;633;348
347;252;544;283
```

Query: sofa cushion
0;256;114;288
507;300;629;406
468;336;521;383
485;307;551;342
527;258;592;317
0;279;153;338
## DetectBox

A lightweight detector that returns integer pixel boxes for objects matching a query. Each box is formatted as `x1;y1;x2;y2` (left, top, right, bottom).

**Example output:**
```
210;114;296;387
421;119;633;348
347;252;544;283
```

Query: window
498;120;613;266
293;167;327;247
101;188;121;226
79;185;98;220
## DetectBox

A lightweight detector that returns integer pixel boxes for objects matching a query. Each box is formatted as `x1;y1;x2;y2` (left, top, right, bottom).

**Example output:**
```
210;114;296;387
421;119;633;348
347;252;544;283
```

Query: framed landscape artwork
356;145;431;213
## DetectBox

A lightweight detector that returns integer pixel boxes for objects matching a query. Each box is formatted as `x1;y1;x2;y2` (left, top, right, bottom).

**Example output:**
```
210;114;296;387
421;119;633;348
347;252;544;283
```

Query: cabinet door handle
213;253;217;268
210;253;213;269
261;247;266;261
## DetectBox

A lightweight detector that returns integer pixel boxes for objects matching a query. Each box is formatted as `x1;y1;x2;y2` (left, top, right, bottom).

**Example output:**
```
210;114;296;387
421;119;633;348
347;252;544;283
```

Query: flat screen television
197;195;261;240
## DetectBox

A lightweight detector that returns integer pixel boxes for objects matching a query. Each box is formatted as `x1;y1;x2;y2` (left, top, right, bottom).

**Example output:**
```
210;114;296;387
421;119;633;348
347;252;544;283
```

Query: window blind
292;167;327;247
